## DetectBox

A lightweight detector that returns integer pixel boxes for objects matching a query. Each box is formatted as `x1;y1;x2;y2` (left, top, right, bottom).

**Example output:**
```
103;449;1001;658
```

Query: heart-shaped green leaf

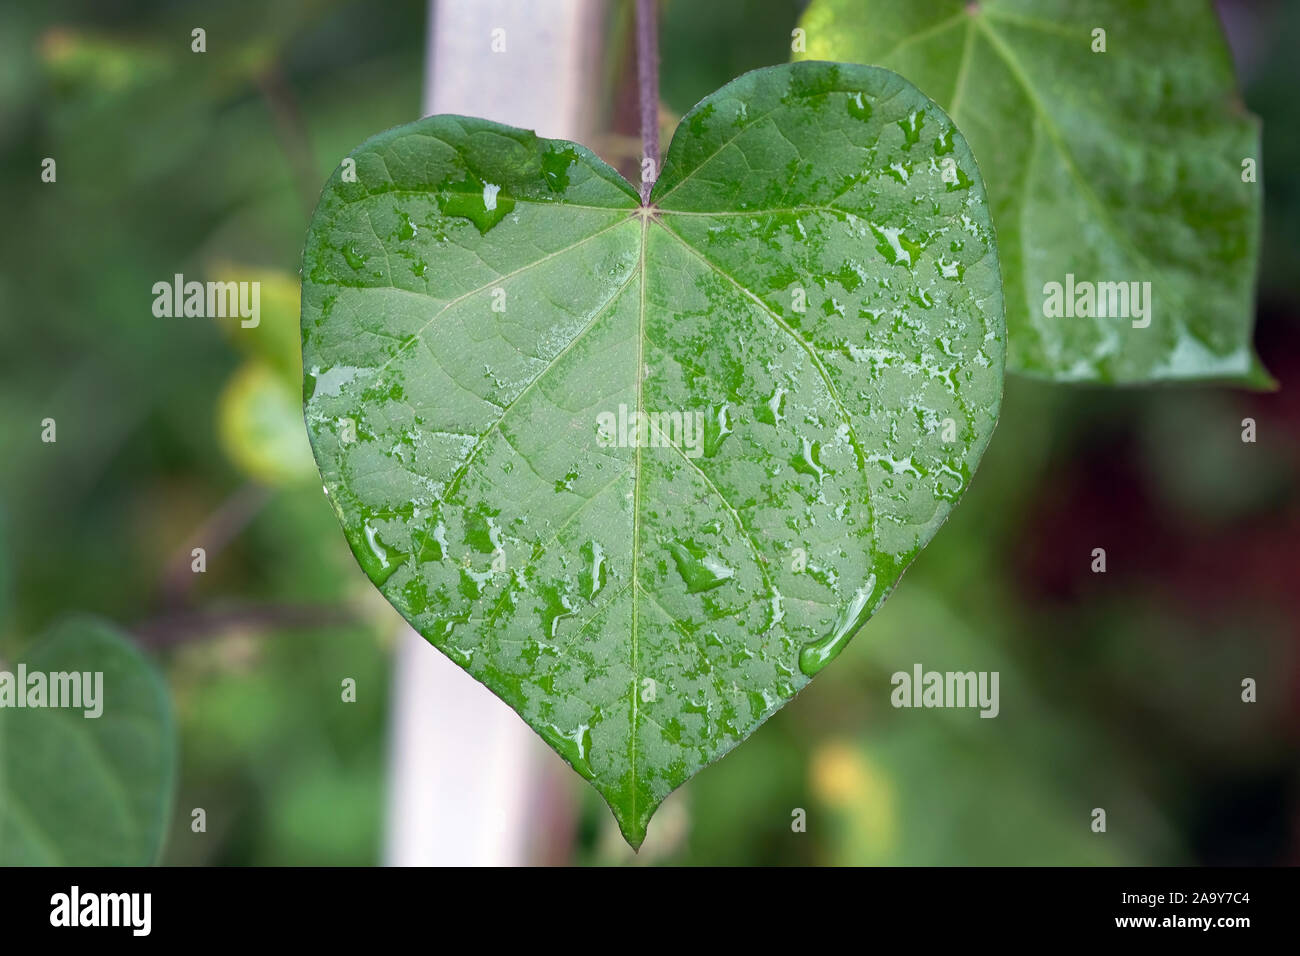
798;0;1267;385
0;617;176;865
302;62;1004;847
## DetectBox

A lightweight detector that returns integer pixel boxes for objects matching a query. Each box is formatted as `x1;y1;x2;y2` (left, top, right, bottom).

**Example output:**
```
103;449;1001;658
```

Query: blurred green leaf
0;617;176;865
302;62;1004;848
209;263;304;385
218;360;317;486
798;0;1266;385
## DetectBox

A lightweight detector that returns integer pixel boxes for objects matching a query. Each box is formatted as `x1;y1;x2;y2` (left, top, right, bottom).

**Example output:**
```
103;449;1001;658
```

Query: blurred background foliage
0;0;1295;865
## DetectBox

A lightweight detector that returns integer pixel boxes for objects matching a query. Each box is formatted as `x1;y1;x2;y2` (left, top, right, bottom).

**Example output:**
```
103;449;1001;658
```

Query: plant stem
256;63;318;219
158;482;272;608
636;0;659;204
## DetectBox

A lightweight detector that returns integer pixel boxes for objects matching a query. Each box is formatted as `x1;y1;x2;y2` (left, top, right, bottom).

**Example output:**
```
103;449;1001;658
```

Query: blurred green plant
1;0;420;867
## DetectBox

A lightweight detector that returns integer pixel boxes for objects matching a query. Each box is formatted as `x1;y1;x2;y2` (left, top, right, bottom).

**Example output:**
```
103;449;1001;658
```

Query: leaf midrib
628;212;648;831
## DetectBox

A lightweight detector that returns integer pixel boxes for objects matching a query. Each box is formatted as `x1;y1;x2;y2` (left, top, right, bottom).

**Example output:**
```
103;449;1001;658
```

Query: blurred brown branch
158;481;273;608
256;62;319;218
134;600;362;648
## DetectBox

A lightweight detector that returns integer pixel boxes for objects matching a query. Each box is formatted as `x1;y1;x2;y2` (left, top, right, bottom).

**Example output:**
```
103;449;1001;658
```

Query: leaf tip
613;809;649;852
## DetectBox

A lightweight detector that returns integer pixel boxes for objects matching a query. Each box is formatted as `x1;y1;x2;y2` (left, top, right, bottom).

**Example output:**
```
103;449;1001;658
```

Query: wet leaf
301;62;1004;847
0;617;176;865
798;0;1267;385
